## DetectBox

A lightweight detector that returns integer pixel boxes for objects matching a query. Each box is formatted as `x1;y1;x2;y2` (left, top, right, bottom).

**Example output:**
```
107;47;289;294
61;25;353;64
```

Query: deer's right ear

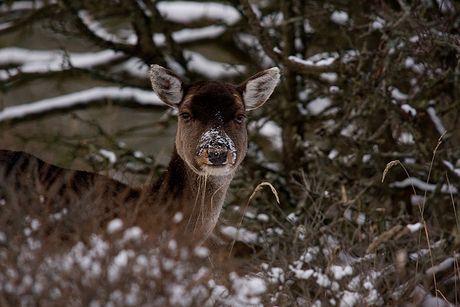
150;65;184;109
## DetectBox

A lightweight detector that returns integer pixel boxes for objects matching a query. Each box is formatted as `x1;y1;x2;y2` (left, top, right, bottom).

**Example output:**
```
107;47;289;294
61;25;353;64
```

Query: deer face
150;65;280;177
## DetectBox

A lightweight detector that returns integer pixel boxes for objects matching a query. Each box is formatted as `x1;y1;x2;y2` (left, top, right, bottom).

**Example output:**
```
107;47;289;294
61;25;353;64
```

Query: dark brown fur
0;65;280;244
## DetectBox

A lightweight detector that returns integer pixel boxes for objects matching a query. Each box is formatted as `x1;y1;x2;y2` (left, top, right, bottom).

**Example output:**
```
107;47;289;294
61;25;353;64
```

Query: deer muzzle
197;127;236;168
207;148;231;166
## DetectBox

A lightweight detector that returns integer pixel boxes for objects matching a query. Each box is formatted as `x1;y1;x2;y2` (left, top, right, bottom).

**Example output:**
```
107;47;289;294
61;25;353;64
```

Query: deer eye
236;114;246;123
180;112;192;122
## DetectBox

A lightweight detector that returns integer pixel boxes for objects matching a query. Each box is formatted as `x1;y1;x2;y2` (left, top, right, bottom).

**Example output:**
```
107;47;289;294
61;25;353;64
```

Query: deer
0;65;280;244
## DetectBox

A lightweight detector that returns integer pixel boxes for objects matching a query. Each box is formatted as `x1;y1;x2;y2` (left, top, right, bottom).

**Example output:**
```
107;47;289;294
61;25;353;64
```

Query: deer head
150;65;280;178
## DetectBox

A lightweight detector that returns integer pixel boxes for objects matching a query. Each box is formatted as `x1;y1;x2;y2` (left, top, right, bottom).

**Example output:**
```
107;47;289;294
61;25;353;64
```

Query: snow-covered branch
0;87;163;124
0;48;125;75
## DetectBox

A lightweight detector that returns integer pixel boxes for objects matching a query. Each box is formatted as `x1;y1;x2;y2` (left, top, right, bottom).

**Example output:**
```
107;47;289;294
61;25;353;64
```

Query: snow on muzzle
197;126;236;167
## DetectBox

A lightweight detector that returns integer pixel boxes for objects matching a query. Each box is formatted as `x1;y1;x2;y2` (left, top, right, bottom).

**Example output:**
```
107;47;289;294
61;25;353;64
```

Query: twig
229;182;280;257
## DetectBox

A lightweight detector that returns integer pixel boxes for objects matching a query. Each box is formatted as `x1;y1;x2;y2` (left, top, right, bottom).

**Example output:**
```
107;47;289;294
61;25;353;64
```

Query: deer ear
150;64;184;109
238;67;280;111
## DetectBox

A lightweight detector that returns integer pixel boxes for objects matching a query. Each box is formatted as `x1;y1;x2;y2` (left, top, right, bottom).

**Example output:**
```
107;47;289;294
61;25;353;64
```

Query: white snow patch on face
198;126;236;165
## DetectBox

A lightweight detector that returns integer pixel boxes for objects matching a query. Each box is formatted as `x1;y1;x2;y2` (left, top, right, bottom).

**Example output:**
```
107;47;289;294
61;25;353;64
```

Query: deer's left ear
150;64;184;109
237;67;280;111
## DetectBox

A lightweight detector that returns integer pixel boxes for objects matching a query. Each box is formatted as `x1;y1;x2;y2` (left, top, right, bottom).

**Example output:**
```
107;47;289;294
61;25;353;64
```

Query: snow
66;1;241;47
401;104;417;116
0;87;163;123
184;50;246;79
261;12;284;27
257;214;269;222
78;10;135;44
308;97;333;115
107;219;124;234
304;19;315;33
407;223;422;232
220;226;258;244
426;106;446;135
112;58;150;78
173;212;184;223
0;47;124;78
122;227;143;242
331;11;349;25
0;1;47;12
156;1;241;26
244;211;256;219
289;54;337;67
289;266;314;279
389;177;458;194
229;273;266;305
320;72;338;83
134;151;144;158
153;26;227;46
340;290;361;307
198;126;236;165
193;246;210;258
362;154;371;163
425;257;454;275
261;263;285;284
315;272;332;287
329;149;339;160
257;120;283;151
390;87;409;101
443;160;460;177
286;212;299;223
398;132;415;145
371;17;385;30
330;86;340;93
436;0;455;14
99;149;117;163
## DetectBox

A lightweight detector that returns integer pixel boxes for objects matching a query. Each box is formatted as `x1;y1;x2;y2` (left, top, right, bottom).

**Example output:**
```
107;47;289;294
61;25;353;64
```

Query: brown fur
0;65;280;244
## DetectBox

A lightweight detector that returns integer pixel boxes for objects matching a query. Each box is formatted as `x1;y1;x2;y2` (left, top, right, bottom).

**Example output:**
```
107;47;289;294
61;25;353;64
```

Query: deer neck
149;147;232;238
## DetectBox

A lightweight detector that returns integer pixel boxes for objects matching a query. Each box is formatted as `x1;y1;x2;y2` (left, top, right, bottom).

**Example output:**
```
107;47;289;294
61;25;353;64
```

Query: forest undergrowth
1;129;459;306
1;0;460;305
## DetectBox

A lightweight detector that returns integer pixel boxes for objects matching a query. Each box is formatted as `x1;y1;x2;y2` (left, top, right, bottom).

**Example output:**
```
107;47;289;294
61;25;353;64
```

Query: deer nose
207;150;228;166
